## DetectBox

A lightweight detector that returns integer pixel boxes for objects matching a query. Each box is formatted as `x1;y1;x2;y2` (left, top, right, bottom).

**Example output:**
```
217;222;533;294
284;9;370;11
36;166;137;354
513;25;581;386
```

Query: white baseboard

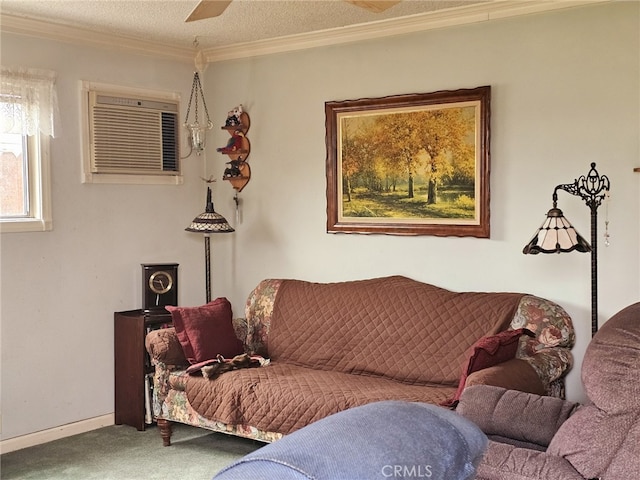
0;414;114;454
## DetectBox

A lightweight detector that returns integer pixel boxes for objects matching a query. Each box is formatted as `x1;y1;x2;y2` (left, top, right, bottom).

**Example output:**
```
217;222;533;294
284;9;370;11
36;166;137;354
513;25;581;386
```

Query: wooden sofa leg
157;418;172;446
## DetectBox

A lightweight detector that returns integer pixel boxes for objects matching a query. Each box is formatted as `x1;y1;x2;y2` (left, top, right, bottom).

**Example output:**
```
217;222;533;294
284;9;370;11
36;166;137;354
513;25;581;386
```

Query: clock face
149;271;173;295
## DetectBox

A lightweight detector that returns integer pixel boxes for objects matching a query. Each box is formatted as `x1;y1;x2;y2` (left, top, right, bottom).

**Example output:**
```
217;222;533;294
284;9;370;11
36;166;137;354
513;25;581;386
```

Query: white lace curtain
0;66;59;137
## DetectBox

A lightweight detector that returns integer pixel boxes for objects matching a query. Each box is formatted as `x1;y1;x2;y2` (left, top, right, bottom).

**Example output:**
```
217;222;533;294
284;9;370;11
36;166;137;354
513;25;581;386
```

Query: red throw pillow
441;328;533;408
165;298;244;364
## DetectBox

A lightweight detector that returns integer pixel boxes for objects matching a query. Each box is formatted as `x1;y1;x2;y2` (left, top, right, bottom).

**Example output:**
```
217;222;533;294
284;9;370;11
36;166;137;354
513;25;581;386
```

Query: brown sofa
145;276;575;446
456;302;640;479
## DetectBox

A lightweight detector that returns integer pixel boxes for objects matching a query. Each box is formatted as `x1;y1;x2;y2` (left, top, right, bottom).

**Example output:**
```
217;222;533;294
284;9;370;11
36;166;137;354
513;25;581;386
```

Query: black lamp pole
204;235;211;303
552;163;610;336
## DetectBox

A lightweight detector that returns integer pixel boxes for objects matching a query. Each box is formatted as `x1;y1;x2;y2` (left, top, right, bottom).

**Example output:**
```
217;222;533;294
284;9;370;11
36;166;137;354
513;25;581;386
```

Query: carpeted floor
1;423;263;480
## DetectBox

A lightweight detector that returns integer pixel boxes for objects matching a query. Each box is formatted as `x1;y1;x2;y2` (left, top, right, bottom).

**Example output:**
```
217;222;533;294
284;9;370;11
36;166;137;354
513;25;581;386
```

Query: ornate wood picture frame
325;86;490;237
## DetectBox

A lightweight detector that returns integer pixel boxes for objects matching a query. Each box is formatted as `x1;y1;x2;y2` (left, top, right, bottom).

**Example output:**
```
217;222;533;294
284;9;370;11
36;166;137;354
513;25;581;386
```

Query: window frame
1;133;52;233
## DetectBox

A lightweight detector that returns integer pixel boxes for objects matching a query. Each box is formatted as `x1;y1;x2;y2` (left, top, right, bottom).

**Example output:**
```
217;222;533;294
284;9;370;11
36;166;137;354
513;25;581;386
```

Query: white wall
207;1;638;402
1;1;638;441
0;36;211;440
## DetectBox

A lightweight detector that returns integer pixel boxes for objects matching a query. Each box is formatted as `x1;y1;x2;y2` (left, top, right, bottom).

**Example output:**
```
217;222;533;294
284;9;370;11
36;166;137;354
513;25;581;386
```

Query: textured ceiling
1;0;488;50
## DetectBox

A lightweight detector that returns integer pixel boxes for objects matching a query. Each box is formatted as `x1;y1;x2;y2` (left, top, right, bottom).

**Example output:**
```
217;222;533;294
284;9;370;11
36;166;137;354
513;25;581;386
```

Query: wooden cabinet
114;309;171;431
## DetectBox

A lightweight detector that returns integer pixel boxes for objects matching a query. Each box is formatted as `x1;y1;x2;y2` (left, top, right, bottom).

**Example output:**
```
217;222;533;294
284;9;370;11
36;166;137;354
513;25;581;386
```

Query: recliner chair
456;302;640;480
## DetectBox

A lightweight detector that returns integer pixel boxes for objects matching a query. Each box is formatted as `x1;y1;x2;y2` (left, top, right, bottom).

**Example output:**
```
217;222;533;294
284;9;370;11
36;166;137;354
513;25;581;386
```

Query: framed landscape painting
325;86;490;237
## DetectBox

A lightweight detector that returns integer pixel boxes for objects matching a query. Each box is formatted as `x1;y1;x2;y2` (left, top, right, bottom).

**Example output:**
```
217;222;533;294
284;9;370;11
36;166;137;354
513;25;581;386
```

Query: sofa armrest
456;385;579;448
511;295;575;392
519;345;574;391
465;358;546;395
243;279;283;357
145;327;187;366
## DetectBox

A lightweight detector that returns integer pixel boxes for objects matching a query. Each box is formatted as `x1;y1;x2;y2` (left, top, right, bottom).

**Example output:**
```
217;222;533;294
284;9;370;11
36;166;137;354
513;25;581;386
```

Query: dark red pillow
441;328;533;408
165;298;243;364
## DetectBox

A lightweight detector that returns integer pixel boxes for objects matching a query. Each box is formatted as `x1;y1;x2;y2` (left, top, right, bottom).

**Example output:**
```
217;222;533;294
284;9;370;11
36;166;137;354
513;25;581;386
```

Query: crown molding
0;14;194;63
203;0;610;62
1;0;610;64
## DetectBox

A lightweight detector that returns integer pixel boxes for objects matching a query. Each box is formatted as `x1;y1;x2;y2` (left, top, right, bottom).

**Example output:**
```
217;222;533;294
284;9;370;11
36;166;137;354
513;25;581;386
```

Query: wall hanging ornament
219;104;251;192
184;41;213;156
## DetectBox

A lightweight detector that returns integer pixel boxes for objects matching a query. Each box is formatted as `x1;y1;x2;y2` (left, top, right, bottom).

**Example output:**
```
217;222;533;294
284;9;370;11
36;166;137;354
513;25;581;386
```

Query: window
0;129;51;232
0;67;57;233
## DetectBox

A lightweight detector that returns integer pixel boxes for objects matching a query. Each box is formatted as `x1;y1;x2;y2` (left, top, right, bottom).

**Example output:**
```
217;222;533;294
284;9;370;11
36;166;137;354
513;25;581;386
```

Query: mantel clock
142;263;178;312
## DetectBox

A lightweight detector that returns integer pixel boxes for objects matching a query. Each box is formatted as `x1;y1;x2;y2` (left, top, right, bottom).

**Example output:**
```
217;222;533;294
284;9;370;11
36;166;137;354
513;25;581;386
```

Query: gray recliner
456;302;640;480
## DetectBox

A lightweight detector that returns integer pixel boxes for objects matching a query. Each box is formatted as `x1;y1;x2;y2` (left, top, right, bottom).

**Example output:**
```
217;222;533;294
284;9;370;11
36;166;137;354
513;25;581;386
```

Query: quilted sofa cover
146;276;575;445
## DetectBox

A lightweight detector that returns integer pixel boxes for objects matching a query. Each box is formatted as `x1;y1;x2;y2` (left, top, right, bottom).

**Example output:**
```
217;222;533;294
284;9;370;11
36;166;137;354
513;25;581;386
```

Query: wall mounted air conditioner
84;88;181;184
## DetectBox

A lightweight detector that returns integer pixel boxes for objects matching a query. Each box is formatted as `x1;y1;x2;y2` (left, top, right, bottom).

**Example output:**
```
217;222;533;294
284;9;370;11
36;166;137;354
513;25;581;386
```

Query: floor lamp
185;187;234;303
522;163;610;337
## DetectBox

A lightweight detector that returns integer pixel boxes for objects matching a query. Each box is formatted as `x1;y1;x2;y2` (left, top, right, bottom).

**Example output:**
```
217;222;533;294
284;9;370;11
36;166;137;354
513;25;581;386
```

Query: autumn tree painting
326;87;490;237
340;103;477;220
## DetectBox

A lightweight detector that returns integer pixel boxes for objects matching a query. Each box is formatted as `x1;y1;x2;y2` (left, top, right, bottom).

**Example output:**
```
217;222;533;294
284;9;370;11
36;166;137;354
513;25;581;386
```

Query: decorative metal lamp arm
553;163;610;336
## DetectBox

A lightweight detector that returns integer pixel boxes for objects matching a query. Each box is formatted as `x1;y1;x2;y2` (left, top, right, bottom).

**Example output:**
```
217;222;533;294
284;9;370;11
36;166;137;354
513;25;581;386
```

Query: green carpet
1;423;263;480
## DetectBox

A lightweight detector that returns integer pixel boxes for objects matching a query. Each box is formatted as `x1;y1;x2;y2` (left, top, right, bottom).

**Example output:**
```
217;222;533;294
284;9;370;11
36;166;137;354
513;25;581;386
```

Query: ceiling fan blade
185;0;233;22
345;1;401;13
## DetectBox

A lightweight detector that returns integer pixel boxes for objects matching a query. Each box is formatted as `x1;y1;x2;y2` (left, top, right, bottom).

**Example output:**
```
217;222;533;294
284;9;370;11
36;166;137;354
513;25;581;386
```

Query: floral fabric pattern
231;317;248;348
243;279;282;356
158;388;282;443
153;362;283;442
511;295;576;395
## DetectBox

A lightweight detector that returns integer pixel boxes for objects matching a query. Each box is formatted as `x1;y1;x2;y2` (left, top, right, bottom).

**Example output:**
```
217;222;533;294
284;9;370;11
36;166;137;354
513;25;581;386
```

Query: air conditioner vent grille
88;90;179;176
